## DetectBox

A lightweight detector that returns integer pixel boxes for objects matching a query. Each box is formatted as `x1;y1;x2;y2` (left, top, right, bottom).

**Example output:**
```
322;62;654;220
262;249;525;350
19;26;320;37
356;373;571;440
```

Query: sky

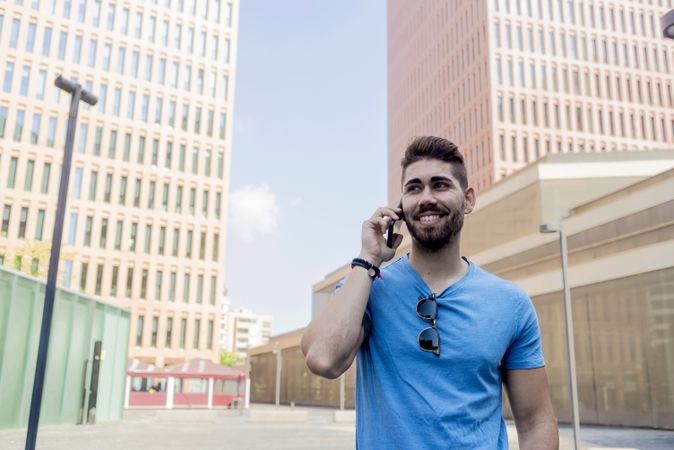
225;0;388;335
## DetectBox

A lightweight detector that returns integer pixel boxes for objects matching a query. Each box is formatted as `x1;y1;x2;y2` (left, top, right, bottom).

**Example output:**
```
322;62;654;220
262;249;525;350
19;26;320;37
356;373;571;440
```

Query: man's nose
418;186;437;205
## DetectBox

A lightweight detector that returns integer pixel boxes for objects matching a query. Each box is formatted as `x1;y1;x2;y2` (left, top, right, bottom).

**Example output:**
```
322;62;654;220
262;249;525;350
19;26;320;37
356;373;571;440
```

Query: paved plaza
1;405;673;450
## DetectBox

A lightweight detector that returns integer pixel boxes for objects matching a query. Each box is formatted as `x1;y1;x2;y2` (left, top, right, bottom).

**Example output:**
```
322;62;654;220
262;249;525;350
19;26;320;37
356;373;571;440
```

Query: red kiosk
125;358;247;409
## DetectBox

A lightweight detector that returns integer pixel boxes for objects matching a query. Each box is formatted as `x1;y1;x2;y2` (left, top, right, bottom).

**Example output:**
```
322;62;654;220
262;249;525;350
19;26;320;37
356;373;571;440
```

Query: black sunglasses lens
417;297;437;320
418;327;440;355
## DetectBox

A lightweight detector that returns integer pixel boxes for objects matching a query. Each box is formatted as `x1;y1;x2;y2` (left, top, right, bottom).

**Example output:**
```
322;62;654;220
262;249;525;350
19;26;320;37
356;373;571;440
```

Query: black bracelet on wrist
351;258;381;280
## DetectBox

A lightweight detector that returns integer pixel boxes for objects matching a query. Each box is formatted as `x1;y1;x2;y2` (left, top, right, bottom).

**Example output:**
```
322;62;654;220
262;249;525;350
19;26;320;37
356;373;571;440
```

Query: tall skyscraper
388;0;674;202
0;0;238;367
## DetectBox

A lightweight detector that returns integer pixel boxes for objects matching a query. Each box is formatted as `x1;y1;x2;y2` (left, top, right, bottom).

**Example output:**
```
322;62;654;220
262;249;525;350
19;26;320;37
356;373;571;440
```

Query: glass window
9;19;20;49
183;273;190;302
58;31;67;60
186;230;193;258
166;317;173;346
114;220;123;250
119;175;127;205
129;222;138;251
127;90;136;119
1;205;11;236
83;215;92;246
67;212;78;245
36;69;47;100
144;224;152;253
41;162;51;194
126;267;134;297
30;113;41;144
154;270;164;300
19;65;30;96
99;217;108;248
14;110;25;141
73;167;83;198
110;265;118;296
35;209;45;240
159;226;166;255
3;62;14;93
73;35;83;63
89;170;98;200
26;22;37;52
193;318;200;349
136;315;144;346
169;273;177;302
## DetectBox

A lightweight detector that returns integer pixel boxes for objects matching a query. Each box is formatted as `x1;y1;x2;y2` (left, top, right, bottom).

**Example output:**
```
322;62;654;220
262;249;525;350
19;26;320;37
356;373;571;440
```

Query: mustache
411;205;449;218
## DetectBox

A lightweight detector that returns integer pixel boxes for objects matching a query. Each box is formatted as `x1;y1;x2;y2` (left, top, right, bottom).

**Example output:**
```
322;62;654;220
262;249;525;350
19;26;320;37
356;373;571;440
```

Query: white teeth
420;215;439;223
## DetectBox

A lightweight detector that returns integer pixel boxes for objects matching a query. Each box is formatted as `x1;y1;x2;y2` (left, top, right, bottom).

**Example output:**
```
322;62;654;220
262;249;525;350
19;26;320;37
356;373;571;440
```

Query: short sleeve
501;295;545;370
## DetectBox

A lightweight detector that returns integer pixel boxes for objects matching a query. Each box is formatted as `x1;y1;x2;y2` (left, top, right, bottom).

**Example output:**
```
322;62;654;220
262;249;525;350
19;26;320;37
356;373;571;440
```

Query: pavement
0;404;673;449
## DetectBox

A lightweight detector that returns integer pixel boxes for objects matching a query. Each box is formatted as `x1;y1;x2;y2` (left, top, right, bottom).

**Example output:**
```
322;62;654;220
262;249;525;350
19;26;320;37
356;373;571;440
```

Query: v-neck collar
403;254;474;298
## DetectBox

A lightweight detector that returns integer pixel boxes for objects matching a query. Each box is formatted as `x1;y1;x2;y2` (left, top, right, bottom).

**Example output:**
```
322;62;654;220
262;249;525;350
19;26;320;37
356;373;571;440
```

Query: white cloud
228;185;280;241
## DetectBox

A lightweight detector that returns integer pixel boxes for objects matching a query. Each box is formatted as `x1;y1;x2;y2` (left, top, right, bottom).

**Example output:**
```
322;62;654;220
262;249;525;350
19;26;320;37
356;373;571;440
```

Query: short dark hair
400;136;468;190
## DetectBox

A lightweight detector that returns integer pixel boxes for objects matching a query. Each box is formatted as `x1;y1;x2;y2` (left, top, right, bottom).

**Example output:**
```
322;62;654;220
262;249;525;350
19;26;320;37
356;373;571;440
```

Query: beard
404;203;465;252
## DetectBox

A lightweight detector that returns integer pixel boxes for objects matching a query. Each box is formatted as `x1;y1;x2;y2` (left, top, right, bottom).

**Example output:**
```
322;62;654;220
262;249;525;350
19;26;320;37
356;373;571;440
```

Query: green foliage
219;351;245;367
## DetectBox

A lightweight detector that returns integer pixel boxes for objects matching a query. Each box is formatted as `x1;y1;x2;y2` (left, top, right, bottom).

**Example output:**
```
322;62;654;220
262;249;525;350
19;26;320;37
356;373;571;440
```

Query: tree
219;351;245;367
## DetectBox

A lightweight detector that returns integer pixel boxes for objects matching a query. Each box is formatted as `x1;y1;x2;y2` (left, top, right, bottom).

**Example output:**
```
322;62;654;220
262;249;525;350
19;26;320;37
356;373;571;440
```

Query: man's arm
504;367;559;450
301;206;402;380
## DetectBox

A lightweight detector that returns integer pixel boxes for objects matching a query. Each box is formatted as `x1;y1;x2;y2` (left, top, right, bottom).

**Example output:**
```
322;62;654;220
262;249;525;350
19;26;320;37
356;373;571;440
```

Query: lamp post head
663;9;674;39
54;75;98;106
539;223;559;234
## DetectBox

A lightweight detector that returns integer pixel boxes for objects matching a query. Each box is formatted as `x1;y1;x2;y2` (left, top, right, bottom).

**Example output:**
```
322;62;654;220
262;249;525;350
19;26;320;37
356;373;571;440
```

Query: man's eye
405;185;420;193
434;182;449;189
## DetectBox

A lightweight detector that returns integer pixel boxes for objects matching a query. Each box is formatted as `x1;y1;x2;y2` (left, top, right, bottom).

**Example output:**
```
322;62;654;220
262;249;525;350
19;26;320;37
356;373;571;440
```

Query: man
301;136;558;449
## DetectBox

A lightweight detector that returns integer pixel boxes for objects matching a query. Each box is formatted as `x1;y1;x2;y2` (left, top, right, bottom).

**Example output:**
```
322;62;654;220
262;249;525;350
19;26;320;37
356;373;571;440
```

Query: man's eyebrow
430;176;453;183
403;178;421;187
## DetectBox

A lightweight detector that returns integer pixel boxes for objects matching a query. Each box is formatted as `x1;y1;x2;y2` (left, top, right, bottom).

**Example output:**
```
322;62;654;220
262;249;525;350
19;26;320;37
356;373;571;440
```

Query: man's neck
408;237;468;293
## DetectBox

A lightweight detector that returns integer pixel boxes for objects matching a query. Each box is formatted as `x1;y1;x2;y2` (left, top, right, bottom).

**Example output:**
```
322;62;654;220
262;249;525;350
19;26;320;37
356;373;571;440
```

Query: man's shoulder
469;261;530;300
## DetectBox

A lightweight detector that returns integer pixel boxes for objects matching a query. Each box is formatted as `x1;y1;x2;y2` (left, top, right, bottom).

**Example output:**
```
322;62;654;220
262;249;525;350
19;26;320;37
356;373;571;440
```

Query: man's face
401;159;473;251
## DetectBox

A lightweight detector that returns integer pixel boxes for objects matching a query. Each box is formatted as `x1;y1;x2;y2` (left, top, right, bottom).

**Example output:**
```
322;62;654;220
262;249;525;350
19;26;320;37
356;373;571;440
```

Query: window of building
100;217;108;248
2;59;14;92
166;317;173;347
183;273;190;302
13;110;25;141
126;267;134;297
140;268;148;298
155;270;162;300
1;205;11;237
95;263;104;295
110;265;119;296
136;315;144;346
113;219;123;250
172;227;180;256
18;207;29;239
193;318;200;349
7;157;18;188
34;209;45;241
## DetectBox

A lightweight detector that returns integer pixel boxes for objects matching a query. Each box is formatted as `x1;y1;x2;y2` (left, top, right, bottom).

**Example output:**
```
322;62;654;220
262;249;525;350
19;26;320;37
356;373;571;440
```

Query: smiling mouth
418;214;444;224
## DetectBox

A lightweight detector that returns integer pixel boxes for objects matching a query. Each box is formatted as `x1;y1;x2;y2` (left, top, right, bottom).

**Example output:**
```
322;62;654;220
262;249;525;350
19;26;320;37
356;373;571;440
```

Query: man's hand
358;206;404;267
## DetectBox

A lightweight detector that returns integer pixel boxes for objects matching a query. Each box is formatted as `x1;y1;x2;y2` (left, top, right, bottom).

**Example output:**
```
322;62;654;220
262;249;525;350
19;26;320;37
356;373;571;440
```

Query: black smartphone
386;200;404;248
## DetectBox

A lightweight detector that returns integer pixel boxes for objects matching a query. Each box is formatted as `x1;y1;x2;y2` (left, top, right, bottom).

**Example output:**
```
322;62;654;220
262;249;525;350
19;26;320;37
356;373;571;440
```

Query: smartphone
386;200;404;248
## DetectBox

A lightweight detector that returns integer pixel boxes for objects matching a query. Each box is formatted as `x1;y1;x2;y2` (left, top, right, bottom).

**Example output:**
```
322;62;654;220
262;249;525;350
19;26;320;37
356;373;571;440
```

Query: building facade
297;151;674;429
0;0;238;367
220;296;272;357
388;0;674;202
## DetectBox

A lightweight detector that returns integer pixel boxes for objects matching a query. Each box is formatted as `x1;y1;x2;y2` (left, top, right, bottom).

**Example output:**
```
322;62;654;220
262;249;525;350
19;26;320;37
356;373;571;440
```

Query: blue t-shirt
354;256;544;450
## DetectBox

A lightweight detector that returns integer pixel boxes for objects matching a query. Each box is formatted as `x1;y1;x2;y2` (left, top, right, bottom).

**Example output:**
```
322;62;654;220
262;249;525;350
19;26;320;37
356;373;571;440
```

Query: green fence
0;267;130;429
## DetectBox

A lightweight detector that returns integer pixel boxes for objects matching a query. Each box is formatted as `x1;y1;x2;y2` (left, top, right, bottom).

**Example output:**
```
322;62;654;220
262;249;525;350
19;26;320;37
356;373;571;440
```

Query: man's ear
463;187;476;215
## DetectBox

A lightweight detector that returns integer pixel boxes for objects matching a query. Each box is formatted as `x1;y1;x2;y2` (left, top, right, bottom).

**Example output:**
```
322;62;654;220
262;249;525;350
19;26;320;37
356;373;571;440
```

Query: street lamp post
25;76;97;450
539;224;581;450
662;9;674;39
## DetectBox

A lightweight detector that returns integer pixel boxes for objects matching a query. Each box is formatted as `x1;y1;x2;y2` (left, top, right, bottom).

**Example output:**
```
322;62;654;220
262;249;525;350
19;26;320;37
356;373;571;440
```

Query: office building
387;0;674;202
0;0;238;367
220;296;272;357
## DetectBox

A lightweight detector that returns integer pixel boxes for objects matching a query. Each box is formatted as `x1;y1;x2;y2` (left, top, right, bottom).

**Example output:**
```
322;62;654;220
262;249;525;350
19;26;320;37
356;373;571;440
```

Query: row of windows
136;315;216;351
496;131;670;165
493;23;674;74
1;21;232;95
493;0;672;40
496;94;674;142
1;13;232;66
1;107;228;171
3;154;226;219
80;261;219;304
4;0;233;29
494;58;674;109
1;61;231;128
1;202;223;261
